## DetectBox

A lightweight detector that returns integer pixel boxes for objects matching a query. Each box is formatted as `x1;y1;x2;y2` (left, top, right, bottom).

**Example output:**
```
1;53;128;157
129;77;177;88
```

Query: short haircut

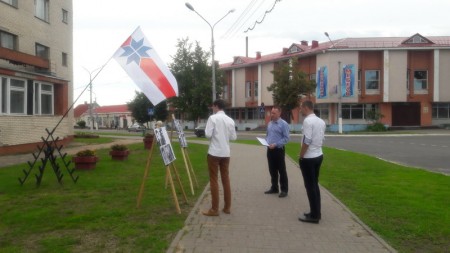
272;105;282;112
302;100;314;110
213;99;226;110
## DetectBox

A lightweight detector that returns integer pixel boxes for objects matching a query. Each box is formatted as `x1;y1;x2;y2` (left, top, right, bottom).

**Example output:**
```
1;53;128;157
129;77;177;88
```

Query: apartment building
0;0;73;154
220;33;450;131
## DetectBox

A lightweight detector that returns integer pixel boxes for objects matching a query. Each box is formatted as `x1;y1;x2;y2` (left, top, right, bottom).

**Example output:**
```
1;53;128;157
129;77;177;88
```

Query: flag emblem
114;27;178;105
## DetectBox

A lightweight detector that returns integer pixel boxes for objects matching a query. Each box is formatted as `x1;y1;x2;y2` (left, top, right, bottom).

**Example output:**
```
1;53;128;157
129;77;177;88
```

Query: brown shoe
202;209;219;216
222;208;230;214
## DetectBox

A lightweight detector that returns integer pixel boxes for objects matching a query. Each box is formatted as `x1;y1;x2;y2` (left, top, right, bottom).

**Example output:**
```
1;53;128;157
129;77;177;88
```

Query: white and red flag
113;27;178;105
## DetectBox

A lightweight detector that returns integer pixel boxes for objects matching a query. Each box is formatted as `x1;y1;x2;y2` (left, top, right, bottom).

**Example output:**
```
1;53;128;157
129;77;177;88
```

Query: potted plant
143;132;154;149
72;149;98;170
109;144;130;160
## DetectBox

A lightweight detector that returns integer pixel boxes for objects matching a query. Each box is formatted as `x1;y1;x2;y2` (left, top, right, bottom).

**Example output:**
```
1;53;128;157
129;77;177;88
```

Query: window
313;103;329;120
35;43;49;59
365;70;380;91
62;9;68;23
0;30;17;50
245;81;251;98
62;52;68;67
35;0;49;22
34;82;54;115
9;78;27;114
342;104;378;120
254;81;258;97
414;70;427;91
1;0;18;7
222;85;228;100
432;103;450;119
1;77;7;113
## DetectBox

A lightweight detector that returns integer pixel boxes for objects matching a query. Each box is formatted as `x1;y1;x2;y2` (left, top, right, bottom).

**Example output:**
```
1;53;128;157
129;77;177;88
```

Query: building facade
220;34;450;131
0;0;74;154
74;103;133;130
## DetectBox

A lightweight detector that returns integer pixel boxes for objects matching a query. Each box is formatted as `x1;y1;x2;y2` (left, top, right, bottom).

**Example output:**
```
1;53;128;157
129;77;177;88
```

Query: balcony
0;47;49;69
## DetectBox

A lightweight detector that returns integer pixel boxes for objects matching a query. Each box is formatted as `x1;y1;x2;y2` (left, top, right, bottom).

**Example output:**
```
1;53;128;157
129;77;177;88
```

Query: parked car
128;123;146;132
194;124;206;137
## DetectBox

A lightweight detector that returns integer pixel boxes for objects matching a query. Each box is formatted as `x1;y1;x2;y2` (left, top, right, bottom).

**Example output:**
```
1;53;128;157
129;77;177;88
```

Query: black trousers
267;147;288;193
299;155;323;219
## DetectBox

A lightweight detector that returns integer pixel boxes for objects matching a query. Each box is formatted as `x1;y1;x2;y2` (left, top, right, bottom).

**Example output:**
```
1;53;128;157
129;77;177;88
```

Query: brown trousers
207;154;231;212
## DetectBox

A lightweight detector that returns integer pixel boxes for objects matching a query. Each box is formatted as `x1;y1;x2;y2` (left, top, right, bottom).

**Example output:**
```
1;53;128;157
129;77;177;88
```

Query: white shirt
302;113;326;158
205;111;237;157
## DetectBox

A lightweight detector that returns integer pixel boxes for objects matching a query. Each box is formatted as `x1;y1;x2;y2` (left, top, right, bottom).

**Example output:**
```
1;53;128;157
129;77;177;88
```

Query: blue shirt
266;118;290;148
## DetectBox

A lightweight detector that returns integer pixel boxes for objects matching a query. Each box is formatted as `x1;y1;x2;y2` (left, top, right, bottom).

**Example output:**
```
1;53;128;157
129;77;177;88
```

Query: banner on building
316;66;328;99
341;64;355;98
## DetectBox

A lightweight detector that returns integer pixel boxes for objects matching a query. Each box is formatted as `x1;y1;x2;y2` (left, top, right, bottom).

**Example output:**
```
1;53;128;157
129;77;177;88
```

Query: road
235;131;450;175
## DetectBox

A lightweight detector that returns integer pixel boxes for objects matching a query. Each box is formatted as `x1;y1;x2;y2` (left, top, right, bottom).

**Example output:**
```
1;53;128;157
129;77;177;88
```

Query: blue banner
341;64;355;97
316;66;328;99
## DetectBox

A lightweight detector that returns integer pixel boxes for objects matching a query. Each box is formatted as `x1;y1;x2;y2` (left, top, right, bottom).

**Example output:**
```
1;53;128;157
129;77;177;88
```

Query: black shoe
298;215;320;224
264;189;279;194
278;192;288;198
303;212;321;219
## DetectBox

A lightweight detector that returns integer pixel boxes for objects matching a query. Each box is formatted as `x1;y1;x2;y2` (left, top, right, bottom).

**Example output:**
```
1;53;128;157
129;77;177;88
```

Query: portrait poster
174;119;188;148
154;127;170;146
160;144;176;166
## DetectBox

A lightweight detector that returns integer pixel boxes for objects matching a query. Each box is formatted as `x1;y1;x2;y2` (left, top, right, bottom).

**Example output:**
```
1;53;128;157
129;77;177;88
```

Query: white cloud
73;0;450;106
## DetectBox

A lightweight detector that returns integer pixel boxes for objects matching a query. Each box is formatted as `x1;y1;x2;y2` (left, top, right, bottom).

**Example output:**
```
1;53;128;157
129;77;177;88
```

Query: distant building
73;103;133;130
0;0;73;154
220;33;450;131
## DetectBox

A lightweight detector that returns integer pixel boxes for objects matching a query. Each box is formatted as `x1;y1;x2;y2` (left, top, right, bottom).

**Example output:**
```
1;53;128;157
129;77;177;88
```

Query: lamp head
229;9;236;13
185;2;194;11
324;32;329;37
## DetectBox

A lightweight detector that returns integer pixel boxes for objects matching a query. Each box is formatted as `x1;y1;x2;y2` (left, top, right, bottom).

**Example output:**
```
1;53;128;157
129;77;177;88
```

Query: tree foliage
268;58;316;121
169;38;213;122
127;91;168;125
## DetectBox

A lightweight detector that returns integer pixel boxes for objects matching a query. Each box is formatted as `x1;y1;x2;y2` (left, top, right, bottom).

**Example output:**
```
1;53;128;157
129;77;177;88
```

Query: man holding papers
264;106;290;198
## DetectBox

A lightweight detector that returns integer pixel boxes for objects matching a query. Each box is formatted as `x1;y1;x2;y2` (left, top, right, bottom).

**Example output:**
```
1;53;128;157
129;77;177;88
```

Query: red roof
220;33;450;70
73;104;90;118
93;104;130;114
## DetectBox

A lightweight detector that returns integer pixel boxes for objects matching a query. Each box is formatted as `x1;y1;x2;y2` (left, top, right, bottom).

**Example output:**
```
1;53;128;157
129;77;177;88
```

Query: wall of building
387;50;408;102
233;68;246;107
260;63;274;105
0;1;74;153
438;49;450;101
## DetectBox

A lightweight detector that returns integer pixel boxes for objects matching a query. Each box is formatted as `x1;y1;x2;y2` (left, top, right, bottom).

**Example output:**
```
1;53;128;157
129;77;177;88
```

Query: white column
383;50;390;102
434;49;440;102
232;69;236;107
258;64;262;103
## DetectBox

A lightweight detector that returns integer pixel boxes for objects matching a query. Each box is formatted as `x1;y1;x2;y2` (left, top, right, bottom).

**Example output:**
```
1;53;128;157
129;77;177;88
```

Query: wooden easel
170;115;198;195
136;130;188;214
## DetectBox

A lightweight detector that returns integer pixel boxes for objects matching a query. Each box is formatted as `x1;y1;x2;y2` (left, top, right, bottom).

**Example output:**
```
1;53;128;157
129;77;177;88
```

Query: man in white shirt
202;99;237;216
298;100;326;224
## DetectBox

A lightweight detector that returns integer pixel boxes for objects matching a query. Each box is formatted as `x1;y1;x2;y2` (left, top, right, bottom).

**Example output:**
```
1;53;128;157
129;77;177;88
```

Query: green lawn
284;143;450;253
1;138;449;252
0;141;209;252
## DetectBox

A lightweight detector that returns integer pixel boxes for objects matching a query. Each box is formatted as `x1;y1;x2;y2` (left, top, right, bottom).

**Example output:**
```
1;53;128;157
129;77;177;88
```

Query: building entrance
392;103;420;126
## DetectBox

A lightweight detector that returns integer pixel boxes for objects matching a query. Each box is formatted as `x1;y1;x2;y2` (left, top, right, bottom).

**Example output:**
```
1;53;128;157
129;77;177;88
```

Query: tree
267;58;316;121
169;38;212;122
127;92;168;125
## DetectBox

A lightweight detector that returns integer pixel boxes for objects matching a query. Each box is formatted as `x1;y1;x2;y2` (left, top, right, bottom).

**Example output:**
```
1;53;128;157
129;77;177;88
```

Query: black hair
213;99;226;110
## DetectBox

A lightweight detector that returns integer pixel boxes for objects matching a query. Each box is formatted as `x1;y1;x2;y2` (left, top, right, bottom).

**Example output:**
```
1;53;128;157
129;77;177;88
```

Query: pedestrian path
167;143;396;253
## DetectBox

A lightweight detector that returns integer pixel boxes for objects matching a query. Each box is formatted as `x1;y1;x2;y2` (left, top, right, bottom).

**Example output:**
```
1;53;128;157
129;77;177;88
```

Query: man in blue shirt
265;106;290;198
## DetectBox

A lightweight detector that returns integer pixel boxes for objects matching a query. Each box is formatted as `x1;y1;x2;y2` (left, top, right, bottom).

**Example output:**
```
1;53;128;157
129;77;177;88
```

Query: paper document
256;137;269;146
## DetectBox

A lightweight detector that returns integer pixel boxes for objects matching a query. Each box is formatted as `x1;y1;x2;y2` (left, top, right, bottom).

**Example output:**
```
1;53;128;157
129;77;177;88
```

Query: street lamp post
324;32;343;134
185;2;235;102
83;67;101;133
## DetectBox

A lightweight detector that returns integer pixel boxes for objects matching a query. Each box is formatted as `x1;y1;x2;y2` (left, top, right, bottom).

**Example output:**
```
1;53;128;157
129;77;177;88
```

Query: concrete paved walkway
167;143;396;253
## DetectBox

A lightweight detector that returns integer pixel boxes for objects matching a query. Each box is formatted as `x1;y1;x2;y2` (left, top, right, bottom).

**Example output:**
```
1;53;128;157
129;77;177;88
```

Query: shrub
77;120;86;128
367;122;387;132
110;144;128;151
76;149;96;157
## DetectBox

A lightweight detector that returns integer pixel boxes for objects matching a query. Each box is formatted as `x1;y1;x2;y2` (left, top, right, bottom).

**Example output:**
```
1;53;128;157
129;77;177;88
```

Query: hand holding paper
256;137;269;146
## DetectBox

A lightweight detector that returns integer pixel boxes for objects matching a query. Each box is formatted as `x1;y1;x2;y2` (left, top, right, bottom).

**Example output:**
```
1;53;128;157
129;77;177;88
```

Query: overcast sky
73;0;450;106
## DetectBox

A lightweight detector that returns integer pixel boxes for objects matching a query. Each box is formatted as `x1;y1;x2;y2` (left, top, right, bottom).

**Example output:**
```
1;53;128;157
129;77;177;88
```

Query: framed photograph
159;144;176;165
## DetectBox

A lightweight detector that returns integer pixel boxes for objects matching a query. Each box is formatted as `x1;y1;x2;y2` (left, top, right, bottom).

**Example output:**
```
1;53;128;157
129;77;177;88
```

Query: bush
76;149;96;157
77;120;86;128
110;144;128;151
367;122;386;132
